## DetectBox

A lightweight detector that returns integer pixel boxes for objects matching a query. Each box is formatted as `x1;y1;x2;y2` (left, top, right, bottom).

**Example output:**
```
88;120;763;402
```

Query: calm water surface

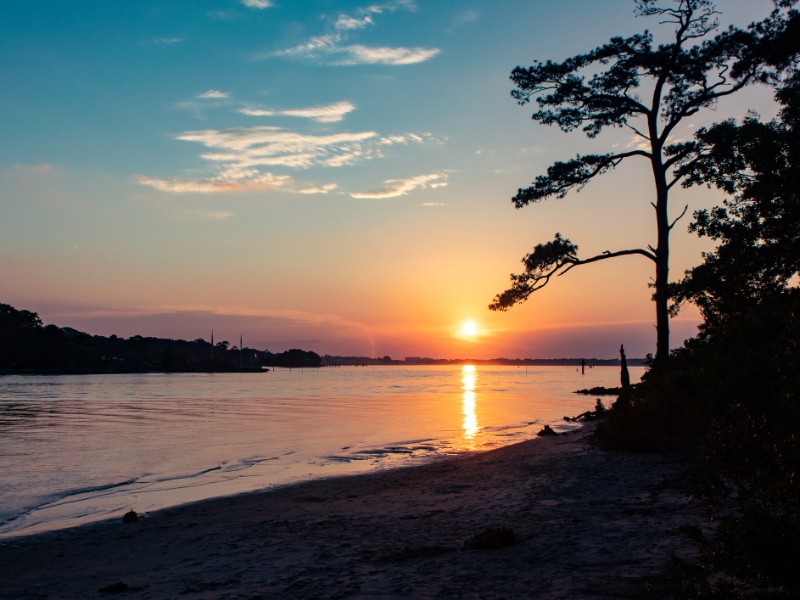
0;365;642;538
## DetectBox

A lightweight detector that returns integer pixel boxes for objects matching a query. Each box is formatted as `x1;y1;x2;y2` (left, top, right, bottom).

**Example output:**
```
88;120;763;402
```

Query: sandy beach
0;425;705;599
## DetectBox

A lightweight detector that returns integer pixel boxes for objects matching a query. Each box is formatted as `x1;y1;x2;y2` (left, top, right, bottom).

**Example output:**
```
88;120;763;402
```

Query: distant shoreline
0;360;645;376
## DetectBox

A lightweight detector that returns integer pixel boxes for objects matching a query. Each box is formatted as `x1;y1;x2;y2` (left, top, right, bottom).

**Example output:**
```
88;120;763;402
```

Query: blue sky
0;0;780;358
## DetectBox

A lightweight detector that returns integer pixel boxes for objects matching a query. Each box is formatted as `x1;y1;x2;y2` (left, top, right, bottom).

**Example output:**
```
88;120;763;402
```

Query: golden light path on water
461;364;479;445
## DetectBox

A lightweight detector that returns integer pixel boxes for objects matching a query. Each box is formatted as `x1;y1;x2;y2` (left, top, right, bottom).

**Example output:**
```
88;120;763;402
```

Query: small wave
322;454;372;463
0;476;144;529
328;441;441;464
391;438;436;445
57;477;142;502
481;422;535;433
219;456;279;473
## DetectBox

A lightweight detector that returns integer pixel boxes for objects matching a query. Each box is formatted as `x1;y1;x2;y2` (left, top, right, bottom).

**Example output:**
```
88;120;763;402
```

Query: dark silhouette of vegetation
597;39;800;594
670;80;800;333
270;348;323;369
0;303;321;373
490;0;796;361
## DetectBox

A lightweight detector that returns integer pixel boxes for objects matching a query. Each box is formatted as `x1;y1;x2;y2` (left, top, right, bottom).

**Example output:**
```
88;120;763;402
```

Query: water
0;365;641;538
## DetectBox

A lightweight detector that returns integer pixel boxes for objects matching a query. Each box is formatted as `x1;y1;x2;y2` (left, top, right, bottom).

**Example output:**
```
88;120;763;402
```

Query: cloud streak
351;172;448;199
198;90;230;99
272;1;438;66
242;0;272;8
137;124;432;194
239;101;356;123
335;15;374;30
334;1;416;30
275;34;439;66
340;44;439;66
136;172;292;194
150;37;183;45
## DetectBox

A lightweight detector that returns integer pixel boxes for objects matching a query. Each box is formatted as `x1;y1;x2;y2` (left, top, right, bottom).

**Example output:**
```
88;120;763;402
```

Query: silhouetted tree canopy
670;74;800;329
0;303;322;373
491;0;797;360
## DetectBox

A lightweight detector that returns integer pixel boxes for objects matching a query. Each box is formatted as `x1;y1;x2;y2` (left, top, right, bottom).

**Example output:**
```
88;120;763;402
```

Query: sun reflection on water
461;365;479;443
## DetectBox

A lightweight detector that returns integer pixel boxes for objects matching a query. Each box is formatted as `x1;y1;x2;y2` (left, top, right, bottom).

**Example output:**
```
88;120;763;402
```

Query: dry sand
0;425;706;599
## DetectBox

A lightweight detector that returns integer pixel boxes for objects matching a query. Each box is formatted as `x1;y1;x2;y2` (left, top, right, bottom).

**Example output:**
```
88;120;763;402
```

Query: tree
490;0;796;361
671;72;800;330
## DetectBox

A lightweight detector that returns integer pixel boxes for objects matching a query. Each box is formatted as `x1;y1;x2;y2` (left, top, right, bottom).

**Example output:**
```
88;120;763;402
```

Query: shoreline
0;423;704;599
0;362;646;377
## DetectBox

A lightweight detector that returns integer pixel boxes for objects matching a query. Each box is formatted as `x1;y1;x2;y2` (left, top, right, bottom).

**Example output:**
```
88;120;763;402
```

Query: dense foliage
0;303;321;372
671;77;800;331
596;67;800;595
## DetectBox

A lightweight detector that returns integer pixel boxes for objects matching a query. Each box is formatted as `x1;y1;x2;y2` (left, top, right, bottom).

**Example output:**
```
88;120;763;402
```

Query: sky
0;0;781;359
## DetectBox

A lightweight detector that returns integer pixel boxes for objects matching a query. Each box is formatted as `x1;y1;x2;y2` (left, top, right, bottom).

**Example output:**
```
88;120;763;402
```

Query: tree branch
625;122;652;140
513;150;652;207
562;248;657;275
489;234;656;311
669;204;690;230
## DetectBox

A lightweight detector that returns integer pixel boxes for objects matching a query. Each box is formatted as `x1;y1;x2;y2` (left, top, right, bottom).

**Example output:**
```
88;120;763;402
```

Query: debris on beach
565;399;607;422
122;509;139;523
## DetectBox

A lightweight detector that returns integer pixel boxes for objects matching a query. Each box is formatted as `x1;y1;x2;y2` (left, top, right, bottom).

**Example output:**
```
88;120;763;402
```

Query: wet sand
0;424;704;599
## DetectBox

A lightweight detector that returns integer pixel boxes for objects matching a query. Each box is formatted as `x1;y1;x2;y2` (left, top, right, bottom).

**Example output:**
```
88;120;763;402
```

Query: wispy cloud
351;172;448;199
143;84;435;196
239;101;356;123
272;1;438;66
10;163;54;174
282;101;356;122
335;15;374;30
238;107;276;117
4;163;56;188
174;90;234;120
136;173;292;194
198;89;230;99
296;183;338;195
150;36;183;45
333;1;415;30
453;10;480;27
137;125;431;194
242;0;273;8
276;34;439;66
178;127;378;161
342;45;439;65
189;209;234;220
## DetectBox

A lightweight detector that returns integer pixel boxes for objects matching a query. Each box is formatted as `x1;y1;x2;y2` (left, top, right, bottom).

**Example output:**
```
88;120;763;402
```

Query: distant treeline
0;303;321;374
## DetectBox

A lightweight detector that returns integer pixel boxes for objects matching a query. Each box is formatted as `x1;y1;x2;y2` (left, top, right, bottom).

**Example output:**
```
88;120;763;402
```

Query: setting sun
460;321;478;336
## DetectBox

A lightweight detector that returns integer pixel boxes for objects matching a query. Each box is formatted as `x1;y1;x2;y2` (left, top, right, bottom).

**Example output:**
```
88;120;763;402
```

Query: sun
460;321;478;336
